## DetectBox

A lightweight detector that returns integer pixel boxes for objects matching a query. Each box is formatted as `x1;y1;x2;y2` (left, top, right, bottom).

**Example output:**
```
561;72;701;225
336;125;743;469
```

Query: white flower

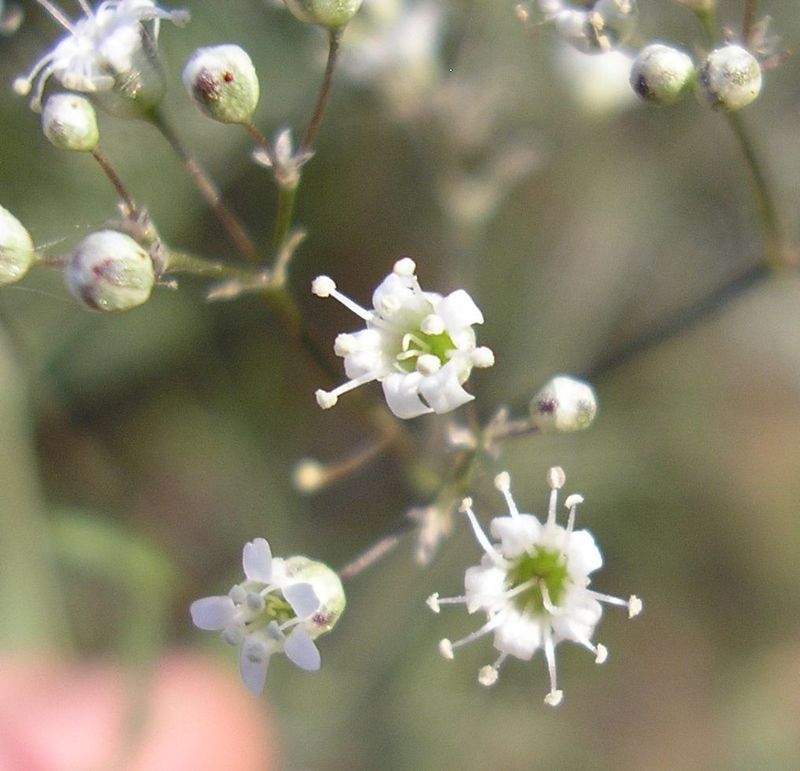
190;538;345;695
428;468;641;706
13;0;188;111
312;258;494;419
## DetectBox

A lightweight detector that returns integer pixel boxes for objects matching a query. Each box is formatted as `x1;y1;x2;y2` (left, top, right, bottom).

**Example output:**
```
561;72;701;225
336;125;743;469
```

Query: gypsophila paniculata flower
312;258;494;419
191;538;345;695
13;0;189;111
428;467;641;706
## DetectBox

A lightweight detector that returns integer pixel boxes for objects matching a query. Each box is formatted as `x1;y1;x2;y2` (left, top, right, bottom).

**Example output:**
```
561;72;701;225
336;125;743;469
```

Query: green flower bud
66;230;156;312
0;205;35;286
182;45;260;125
530;375;598;432
41;94;99;152
698;45;762;112
282;556;346;638
284;0;364;29
630;43;695;105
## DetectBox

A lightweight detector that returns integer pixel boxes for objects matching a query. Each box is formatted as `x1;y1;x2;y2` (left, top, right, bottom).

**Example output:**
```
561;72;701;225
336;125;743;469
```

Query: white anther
544;689;564;707
393;257;416;276
547;466;566;490
333;333;358;356
594;644;608;664
426;593;441;613
311;275;336;297
471;346;495;368
293;458;327;493
628;595;643;618
493;472;511;493
478;665;498;686
315;389;338;409
564;494;584;508
458;497;473;513
420;314;445;335
438;639;454;659
416;354;441;375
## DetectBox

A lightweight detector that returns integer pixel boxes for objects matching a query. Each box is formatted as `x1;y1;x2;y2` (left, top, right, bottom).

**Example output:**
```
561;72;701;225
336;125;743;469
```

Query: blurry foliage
1;0;800;769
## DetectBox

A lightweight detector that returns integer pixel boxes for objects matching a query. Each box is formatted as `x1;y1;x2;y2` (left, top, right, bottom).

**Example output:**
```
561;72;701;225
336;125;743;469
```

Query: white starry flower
13;0;188;111
428;467;641;706
312;258;494;419
190;537;345;695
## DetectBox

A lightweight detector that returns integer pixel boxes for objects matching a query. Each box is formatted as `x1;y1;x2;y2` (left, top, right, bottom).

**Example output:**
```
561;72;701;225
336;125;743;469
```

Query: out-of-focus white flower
191;538;345;695
13;0;188;111
312;258;494;419
428;468;641;706
543;0;638;54
557;43;637;116
340;0;443;118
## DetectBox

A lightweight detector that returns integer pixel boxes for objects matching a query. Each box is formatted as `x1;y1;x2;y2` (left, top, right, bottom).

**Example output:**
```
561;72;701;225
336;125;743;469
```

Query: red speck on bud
223;71;234;83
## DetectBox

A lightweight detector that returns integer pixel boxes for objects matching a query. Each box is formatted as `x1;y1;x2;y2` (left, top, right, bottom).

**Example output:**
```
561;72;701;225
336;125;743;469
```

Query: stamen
77;0;93;16
564;493;583;538
542;628;563;706
416;354;441;375
420;314;444;335
439;639;454;659
35;0;76;32
494;471;519;517
393;257;416;277
471;346;495;368
315;371;382;408
628;595;643;618
427;593;467;613
444;616;502;655
311;275;374;321
460;497;506;567
539;581;561;615
478;652;508;686
587;589;643;618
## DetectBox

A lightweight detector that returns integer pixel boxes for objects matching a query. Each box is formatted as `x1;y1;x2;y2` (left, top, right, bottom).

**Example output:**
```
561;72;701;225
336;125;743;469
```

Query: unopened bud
42;94;99;151
530;375;598;432
630;43;695;105
283;0;364;29
697;45;762;111
183;45;260;125
0;205;35;286
282;556;346;638
66;230;156;312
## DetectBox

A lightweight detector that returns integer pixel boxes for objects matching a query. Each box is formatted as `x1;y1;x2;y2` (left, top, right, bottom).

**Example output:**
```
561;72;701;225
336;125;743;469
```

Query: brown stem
300;28;342;153
742;0;758;48
91;147;135;216
337;529;409;581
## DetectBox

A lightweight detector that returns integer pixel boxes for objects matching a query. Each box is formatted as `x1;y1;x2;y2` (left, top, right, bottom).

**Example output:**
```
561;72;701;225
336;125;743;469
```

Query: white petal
489;515;542;558
371;271;413;314
552;592;603;644
190;596;236;630
418;367;474;414
493;609;543;660
435;289;484;329
382;372;433;419
464;564;507;613
242;538;273;583
239;636;270;695
284;627;321;671
565;529;603;577
283;582;320;618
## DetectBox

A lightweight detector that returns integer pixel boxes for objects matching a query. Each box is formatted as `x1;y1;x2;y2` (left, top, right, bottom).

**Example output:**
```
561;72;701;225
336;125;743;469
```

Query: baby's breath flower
428;468;641;706
13;0;188;112
312;258;494;419
190;538;345;695
41;93;99;151
697;45;762;112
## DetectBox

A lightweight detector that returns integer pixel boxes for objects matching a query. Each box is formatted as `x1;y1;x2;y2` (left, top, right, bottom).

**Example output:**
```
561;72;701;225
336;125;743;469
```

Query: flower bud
283;0;364;29
697;45;762;111
182;45;260;125
530;375;598;432
66;230;156;312
282;556;346;638
630;43;695;105
41;94;99;152
0;205;35;286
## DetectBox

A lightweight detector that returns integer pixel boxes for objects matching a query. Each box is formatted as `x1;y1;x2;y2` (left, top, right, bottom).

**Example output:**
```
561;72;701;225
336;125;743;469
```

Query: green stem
273;183;299;251
147;108;261;264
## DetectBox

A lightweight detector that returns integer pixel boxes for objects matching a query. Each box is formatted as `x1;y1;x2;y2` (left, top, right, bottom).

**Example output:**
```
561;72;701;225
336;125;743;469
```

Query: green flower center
508;547;569;615
263;593;295;625
394;328;456;372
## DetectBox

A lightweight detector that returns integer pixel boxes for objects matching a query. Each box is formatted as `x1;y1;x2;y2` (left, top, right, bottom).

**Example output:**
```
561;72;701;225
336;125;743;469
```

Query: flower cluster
191;538;345;694
13;0;188;111
312;258;494;419
428;468;641;706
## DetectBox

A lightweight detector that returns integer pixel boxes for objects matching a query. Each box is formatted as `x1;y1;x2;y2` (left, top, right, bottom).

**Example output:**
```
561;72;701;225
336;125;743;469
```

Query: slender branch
300;28;343;154
91;147;136;216
148;109;261;264
337;528;410;581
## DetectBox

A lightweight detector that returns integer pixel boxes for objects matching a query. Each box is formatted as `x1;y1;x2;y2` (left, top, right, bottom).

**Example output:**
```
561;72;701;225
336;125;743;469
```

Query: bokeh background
1;0;800;768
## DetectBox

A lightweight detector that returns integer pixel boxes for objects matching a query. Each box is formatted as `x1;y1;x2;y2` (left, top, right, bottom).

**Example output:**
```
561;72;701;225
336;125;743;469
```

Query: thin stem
273;184;299;250
337;528;410;581
300;28;342;154
725;111;791;269
148;108;261;264
742;0;758;47
91;147;136;216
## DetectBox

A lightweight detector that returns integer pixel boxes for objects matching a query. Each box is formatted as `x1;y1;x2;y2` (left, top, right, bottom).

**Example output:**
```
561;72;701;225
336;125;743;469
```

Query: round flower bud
281;556;346;638
630;44;695;106
65;230;156;312
697;45;762;111
182;45;260;125
41;94;99;152
283;0;364;29
530;375;598;432
0;205;35;286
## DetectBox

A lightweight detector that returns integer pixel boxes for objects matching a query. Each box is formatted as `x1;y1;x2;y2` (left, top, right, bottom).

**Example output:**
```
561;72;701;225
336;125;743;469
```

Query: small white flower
190;537;345;694
13;0;188;111
429;468;641;706
312;258;494;419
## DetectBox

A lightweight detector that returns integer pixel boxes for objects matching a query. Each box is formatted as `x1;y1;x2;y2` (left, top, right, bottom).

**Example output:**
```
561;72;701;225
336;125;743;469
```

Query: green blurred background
1;0;800;768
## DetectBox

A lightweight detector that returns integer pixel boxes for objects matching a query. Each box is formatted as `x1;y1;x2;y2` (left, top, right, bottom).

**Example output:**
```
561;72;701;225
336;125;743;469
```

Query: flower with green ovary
191;538;345;695
312;258;494;419
428;468;642;706
13;0;188;112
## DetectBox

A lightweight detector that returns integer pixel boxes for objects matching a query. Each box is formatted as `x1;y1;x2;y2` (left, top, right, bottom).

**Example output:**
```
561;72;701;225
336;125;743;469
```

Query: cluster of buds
630;42;762;111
